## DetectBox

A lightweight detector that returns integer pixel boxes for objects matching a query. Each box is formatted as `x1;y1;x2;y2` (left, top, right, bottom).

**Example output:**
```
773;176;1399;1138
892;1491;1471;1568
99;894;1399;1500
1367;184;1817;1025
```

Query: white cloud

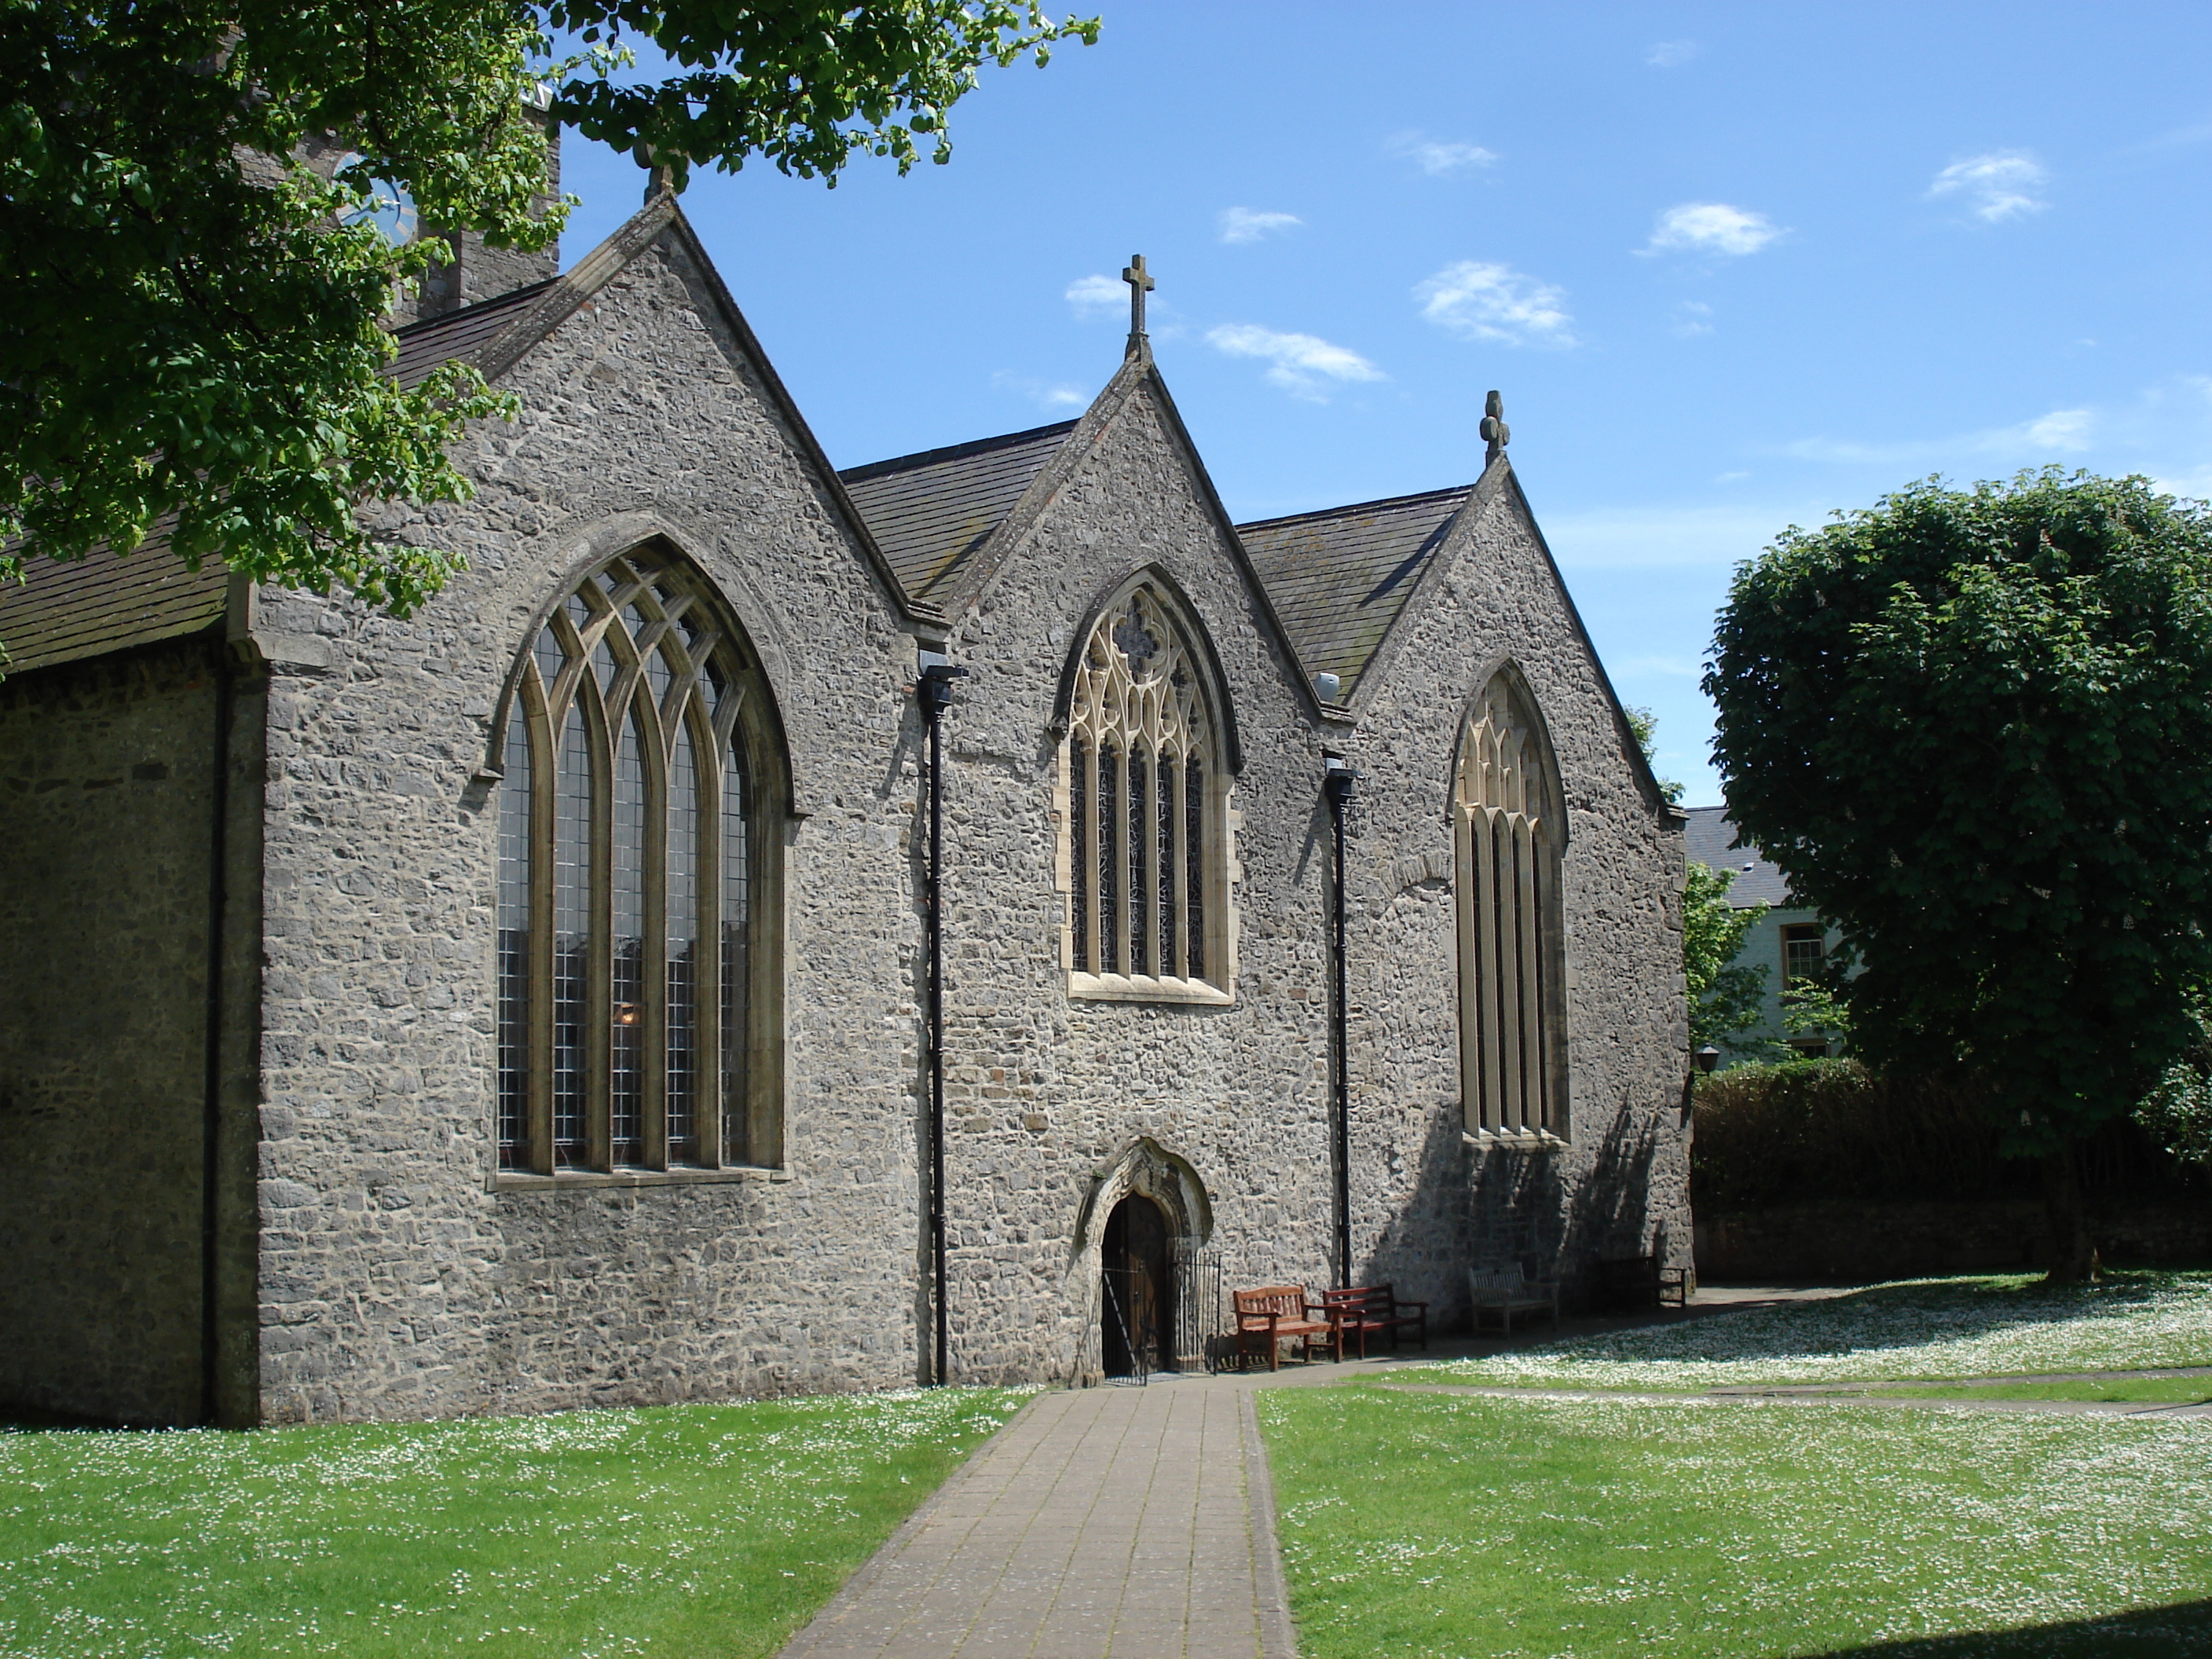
1646;39;1702;68
1064;273;1124;320
1388;132;1499;176
990;371;1087;412
1218;207;1302;245
1782;406;2096;466
1206;324;1385;399
1927;151;2049;222
1413;261;1576;348
1672;300;1715;339
1643;202;1784;257
2023;408;2093;451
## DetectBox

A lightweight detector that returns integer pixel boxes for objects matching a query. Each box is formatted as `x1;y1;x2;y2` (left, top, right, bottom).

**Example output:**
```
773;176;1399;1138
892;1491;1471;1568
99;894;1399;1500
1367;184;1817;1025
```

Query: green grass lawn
1258;1384;2212;1659
1406;1272;2212;1392
0;1386;1028;1659
1874;1375;2212;1405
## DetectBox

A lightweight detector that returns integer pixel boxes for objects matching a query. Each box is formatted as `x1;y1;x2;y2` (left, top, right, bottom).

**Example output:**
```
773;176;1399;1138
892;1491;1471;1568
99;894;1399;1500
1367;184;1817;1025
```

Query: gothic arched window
493;544;783;1175
1454;671;1566;1140
1060;581;1234;1005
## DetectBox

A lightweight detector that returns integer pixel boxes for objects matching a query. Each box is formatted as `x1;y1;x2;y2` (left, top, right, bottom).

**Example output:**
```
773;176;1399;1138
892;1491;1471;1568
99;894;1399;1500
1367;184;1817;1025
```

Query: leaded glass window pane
1061;585;1226;994
492;544;776;1174
496;700;530;1167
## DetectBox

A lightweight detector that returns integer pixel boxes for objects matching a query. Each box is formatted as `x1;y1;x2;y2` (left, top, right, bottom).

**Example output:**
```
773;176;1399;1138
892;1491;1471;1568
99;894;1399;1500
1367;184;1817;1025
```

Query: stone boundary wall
1696;1199;2212;1282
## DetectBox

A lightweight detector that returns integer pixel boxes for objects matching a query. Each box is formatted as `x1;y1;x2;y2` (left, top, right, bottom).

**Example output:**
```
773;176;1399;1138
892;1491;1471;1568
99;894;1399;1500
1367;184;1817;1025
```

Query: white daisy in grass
1416;1273;2212;1390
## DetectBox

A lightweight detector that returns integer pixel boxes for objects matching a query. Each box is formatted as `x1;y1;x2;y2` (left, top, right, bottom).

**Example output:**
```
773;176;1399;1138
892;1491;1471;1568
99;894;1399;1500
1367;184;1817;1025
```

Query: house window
1455;672;1566;1140
1782;923;1826;988
493;544;782;1175
1061;583;1232;1004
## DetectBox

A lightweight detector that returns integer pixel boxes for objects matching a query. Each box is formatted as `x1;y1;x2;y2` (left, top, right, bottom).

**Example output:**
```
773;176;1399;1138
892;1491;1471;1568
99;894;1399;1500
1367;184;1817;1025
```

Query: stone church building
0;171;1690;1428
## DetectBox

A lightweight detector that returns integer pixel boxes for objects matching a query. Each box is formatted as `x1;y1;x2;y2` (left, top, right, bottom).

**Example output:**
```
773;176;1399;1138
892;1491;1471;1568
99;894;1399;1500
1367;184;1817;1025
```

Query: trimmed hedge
1690;1060;2199;1211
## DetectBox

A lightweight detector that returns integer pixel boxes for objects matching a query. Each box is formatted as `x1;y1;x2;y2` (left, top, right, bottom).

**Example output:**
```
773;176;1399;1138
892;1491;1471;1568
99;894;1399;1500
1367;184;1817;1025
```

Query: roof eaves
840;419;1079;485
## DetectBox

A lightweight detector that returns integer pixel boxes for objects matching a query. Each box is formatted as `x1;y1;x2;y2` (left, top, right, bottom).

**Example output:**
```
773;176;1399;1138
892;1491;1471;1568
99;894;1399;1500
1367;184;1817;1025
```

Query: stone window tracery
1060;584;1232;1004
494;544;782;1177
1455;672;1567;1141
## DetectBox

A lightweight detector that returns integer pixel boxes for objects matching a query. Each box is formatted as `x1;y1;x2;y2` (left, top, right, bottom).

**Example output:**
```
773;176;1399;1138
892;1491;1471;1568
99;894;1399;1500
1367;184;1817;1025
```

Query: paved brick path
779;1379;1295;1659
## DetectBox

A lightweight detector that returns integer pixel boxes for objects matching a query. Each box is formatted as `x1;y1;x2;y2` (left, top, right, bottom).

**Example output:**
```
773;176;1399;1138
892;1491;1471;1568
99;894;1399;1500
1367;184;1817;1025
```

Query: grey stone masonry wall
1341;469;1691;1317
152;209;1686;1423
0;640;221;1424
250;225;928;1422
925;372;1343;1384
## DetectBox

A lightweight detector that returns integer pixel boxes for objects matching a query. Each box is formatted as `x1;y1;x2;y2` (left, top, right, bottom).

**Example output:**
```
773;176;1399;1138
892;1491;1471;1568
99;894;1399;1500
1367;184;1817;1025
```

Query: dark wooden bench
1596;1254;1690;1313
1320;1284;1430;1359
1467;1264;1560;1335
1232;1285;1339;1370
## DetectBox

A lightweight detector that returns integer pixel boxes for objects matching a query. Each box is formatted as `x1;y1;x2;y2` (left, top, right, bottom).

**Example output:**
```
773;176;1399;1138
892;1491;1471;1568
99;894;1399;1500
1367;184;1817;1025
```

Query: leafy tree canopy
1705;470;2212;1159
1683;860;1767;1056
0;0;1097;629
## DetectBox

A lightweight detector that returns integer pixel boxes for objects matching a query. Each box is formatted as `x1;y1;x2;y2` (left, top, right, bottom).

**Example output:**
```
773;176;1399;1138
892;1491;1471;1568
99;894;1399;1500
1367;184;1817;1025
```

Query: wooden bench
1467;1264;1560;1335
1232;1285;1339;1371
1320;1284;1430;1359
1596;1254;1690;1313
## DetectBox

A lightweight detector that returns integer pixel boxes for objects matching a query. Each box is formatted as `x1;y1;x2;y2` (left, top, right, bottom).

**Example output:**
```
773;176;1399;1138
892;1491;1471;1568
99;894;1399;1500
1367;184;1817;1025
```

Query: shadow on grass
1489;1270;2202;1370
1809;1599;2212;1657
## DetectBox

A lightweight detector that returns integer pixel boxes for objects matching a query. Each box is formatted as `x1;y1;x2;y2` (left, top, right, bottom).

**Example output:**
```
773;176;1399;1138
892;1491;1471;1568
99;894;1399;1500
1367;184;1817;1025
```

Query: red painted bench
1232;1284;1339;1370
1320;1284;1430;1359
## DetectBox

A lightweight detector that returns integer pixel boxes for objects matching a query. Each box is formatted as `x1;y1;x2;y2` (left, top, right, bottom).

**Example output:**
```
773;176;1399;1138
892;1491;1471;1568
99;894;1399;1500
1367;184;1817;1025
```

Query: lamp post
917;650;967;1386
1694;1046;1721;1076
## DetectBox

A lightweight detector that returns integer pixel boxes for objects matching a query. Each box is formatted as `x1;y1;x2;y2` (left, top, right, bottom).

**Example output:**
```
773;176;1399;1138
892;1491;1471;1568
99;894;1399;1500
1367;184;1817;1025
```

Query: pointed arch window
1454;672;1567;1141
1060;582;1234;1005
493;544;783;1177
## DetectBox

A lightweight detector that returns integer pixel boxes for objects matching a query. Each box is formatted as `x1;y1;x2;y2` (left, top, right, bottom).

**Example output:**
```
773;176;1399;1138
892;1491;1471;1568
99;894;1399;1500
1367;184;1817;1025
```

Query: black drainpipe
917;652;967;1386
1324;756;1359;1290
200;644;235;1426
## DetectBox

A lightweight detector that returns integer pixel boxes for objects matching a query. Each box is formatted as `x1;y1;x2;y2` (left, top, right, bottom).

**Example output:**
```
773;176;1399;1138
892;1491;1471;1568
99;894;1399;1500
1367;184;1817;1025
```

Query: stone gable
0;208;1688;1426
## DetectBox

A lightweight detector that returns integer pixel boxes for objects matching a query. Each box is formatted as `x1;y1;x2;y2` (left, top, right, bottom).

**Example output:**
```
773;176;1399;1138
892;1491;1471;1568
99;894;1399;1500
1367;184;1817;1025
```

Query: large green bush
1691;1060;2197;1211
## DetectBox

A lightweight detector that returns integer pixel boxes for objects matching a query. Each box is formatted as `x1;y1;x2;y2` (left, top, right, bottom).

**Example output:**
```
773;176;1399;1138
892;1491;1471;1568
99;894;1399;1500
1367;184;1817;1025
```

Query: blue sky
556;2;2212;805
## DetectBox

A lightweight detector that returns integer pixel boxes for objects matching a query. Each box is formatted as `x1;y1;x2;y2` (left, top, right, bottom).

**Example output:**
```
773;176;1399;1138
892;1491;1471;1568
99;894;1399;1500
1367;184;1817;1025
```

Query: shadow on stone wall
1355;1101;1477;1324
1556;1095;1668;1305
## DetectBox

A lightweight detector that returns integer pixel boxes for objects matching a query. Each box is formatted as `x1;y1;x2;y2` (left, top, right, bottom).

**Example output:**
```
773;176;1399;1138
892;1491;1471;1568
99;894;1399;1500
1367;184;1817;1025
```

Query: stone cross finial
1480;389;1511;465
1122;255;1155;356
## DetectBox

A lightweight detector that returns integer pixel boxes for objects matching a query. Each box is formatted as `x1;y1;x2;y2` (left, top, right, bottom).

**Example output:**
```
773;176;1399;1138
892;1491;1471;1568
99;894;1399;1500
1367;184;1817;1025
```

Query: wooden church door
1101;1194;1172;1376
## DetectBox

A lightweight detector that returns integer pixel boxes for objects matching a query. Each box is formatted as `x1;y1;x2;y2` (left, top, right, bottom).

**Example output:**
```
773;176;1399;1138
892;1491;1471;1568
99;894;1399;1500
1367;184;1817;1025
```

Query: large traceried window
1060;581;1233;1005
493;543;782;1176
1455;672;1567;1141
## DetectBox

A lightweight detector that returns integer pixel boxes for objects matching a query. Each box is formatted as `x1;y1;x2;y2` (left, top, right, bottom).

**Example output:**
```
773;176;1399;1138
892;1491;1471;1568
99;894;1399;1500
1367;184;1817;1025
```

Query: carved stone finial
1122;255;1155;358
1480;389;1510;465
641;159;680;204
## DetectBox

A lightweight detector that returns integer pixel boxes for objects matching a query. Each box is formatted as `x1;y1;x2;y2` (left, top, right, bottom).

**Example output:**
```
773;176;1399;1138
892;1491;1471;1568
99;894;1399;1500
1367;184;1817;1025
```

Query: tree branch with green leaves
0;1;1098;644
1705;467;2212;1278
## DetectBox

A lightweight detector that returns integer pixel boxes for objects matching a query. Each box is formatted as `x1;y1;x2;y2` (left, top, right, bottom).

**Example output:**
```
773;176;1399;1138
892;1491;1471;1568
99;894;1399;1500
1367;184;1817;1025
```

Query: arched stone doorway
1101;1193;1172;1377
1070;1137;1214;1383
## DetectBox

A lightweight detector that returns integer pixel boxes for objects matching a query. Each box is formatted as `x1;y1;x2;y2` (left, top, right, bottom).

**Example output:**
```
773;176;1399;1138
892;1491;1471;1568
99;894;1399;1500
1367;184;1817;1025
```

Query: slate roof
1683;804;1797;907
838;422;1075;603
0;283;577;679
1237;485;1473;704
0;518;229;676
391;279;558;387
